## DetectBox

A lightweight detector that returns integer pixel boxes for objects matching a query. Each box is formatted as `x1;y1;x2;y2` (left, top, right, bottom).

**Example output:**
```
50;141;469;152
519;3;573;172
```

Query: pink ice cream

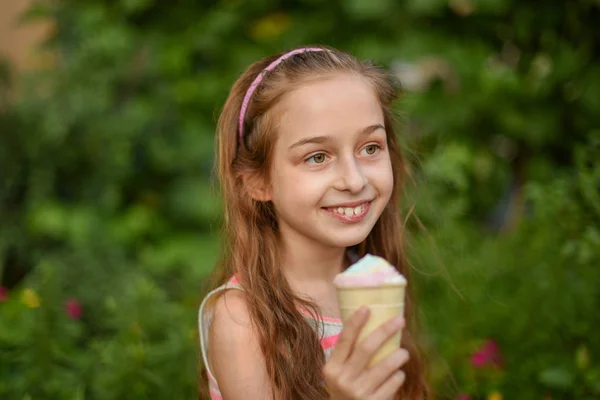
334;254;406;288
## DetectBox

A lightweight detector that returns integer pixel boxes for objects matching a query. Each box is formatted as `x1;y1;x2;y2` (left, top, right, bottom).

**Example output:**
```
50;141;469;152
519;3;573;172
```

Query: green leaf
538;367;575;389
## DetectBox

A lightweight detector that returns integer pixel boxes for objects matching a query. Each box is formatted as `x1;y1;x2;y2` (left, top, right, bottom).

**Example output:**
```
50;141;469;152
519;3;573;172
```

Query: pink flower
65;298;82;320
471;339;503;368
0;286;8;302
471;349;489;367
456;394;472;400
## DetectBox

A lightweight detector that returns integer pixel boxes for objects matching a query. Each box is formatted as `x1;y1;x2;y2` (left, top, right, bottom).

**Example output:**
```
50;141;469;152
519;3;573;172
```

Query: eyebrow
288;124;385;150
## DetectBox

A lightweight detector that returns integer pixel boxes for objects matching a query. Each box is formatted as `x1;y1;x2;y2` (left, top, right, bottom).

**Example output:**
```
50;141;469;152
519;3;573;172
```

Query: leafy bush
1;0;598;399
412;157;600;398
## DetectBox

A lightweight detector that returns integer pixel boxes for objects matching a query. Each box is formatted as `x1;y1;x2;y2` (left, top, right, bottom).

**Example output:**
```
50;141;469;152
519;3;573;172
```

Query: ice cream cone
337;282;405;367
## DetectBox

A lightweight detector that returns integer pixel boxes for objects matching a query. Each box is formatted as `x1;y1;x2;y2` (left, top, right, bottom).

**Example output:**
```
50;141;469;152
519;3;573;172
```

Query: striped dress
198;275;343;400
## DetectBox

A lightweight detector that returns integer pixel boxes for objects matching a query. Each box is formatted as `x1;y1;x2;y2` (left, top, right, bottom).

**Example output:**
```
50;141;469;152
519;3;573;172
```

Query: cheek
274;168;328;207
270;166;311;204
372;158;394;197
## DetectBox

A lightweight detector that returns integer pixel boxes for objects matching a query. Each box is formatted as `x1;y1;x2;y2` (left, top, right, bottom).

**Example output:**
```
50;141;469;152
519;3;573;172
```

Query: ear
242;172;272;202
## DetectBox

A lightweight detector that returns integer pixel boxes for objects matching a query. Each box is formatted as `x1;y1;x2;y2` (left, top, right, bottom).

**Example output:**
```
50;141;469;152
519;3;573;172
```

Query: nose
333;156;368;193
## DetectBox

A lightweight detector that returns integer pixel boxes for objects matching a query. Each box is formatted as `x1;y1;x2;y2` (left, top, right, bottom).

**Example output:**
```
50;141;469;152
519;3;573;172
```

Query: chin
331;238;366;249
320;229;372;249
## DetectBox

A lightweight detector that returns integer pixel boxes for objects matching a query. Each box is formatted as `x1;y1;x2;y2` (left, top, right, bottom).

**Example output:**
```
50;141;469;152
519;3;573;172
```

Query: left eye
361;144;380;155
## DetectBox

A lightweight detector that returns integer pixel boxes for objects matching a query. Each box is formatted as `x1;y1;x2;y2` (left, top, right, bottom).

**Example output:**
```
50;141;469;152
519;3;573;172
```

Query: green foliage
412;163;600;398
1;0;599;399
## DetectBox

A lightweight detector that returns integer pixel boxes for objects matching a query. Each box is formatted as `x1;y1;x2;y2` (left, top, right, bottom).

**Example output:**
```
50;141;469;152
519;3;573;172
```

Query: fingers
344;316;405;378
371;370;406;400
326;306;370;366
323;314;409;400
363;348;409;393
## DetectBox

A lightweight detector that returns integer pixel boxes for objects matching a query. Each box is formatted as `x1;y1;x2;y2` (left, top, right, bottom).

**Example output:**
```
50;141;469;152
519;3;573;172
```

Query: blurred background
1;0;599;399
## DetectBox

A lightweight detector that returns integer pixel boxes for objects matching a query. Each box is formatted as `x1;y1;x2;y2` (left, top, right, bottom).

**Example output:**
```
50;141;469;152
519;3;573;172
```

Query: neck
278;231;347;286
277;225;351;319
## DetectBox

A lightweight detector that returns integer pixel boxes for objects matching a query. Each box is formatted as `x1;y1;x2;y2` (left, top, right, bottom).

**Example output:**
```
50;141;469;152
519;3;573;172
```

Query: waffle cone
336;283;405;367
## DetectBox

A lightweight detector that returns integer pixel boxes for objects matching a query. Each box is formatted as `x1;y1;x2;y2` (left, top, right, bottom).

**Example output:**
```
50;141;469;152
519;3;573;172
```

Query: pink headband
238;47;325;142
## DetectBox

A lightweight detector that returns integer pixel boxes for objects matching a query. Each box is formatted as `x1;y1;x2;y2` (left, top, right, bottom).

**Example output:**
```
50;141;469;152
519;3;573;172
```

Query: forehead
276;74;384;145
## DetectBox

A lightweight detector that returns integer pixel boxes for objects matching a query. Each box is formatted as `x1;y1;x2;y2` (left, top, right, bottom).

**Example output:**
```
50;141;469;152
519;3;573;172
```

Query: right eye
306;153;328;164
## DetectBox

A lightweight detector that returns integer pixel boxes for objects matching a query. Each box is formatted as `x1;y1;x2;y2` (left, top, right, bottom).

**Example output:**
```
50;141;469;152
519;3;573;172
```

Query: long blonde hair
204;46;430;399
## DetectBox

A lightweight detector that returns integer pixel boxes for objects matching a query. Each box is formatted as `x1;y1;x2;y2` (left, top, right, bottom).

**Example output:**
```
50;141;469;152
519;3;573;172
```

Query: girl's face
266;74;394;251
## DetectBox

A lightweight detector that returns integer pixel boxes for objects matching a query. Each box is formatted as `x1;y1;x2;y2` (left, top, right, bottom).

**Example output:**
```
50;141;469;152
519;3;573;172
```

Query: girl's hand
323;307;409;400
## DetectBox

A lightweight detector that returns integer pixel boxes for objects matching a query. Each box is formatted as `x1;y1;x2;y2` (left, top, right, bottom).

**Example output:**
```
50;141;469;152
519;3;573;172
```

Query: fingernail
393;317;404;327
394;349;405;360
359;306;370;316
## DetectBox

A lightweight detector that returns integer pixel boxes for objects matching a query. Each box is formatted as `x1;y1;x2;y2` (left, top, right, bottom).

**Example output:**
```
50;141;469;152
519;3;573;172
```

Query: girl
198;46;429;399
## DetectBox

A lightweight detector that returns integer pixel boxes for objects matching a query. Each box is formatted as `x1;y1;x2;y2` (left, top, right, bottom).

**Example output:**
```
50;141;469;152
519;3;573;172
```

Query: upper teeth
334;204;364;216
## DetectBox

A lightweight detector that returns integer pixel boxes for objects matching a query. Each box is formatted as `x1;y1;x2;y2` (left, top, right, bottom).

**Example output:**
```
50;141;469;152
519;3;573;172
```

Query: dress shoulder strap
198;276;244;383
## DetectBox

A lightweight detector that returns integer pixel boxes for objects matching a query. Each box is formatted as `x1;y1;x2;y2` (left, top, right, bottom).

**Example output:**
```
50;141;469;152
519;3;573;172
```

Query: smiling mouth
323;201;371;217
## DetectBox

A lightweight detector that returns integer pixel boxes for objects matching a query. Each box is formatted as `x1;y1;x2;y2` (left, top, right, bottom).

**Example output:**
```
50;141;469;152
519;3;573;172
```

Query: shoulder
211;289;253;334
209;290;273;399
